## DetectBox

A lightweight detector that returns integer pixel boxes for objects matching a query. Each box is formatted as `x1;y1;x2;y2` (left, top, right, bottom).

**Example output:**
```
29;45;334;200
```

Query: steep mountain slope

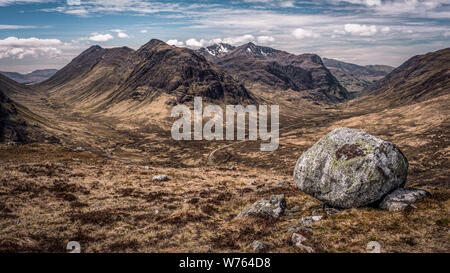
198;42;349;103
104;39;253;105
366;47;450;106
37;45;137;107
322;58;394;94
0;69;58;84
0;74;32;142
0;71;34;97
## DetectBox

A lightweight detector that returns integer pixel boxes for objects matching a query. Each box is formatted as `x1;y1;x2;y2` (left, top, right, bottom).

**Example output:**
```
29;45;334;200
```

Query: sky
0;0;449;73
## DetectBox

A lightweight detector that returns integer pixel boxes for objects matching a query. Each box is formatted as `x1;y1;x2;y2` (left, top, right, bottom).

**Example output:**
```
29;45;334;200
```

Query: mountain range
197;42;349;103
0;69;58;85
0;39;449;143
322;58;394;95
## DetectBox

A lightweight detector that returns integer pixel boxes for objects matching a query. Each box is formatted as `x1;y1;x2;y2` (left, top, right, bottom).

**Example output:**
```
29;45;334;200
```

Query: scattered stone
379;188;430;211
152;175;169;182
54;162;65;167
72;158;82;162
144;166;153;170
249;181;259;186
237;194;286;219
154;209;159;215
291;233;314;253
73;147;85;152
251;240;266;252
229;165;237;171
300;216;323;227
294;127;408;208
7;141;17;146
276;181;291;187
124;160;132;165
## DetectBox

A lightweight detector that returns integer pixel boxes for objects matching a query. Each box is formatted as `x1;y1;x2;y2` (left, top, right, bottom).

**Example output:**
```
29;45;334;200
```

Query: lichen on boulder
293;127;408;208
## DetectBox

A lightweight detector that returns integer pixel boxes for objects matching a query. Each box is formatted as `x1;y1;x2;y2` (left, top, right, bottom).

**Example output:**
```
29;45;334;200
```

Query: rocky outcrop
293;127;408;208
379;188;430;211
237;194;286;218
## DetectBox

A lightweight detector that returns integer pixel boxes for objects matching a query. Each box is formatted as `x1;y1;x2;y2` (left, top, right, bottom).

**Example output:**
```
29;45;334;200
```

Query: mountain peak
140;39;169;49
235;42;279;57
199;43;235;57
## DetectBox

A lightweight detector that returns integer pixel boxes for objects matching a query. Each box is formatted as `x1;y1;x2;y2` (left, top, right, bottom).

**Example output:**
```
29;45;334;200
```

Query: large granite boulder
293;128;408;208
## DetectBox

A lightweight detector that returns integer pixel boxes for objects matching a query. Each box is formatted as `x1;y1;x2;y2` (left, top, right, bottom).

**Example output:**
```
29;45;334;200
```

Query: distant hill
197;42;349;103
322;58;394;95
367;48;450;106
0;69;58;84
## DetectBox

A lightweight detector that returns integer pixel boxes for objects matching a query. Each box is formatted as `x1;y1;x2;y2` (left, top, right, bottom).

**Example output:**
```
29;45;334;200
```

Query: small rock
154;209;159;215
237;194;286;219
251;240;266;252
144;166;153;170
229;166;237;171
300;216;323;227
72;158;81;162
379;188;430;211
54;162;65;167
291;233;314;253
124;160;132;165
152;175;169;182
249;180;259;186
276;181;290;187
7;141;17;146
73;147;85;152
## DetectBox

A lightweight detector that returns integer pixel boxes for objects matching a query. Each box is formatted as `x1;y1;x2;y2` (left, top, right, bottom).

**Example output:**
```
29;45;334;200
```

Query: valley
0;40;448;253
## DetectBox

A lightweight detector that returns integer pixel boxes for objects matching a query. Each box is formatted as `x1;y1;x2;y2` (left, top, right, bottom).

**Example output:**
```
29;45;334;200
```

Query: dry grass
0;143;448;253
1;82;449;253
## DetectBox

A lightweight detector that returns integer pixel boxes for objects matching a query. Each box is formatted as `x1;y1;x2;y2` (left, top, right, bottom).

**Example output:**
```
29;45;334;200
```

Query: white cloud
0;37;61;47
89;33;114;42
344;24;377;36
140;30;148;33
0;24;38;29
0;0;54;6
292;28;319;39
257;36;275;44
185;38;210;48
380;26;391;34
333;0;382;7
117;32;129;38
0;36;62;60
66;0;80;5
167;39;184;47
111;29;130;38
222;34;255;45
